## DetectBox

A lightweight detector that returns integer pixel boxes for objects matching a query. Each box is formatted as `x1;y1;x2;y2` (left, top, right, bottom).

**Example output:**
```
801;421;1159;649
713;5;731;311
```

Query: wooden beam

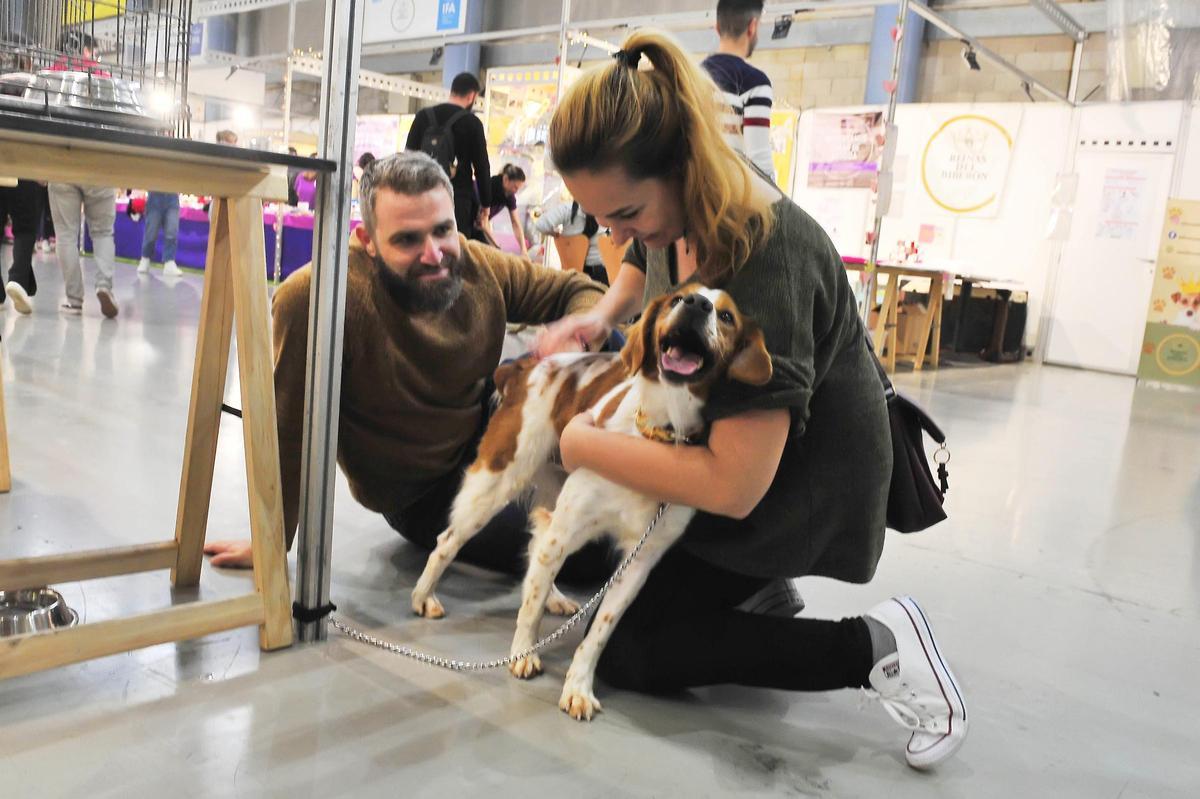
0;595;265;680
0;138;288;202
172;200;236;588
224;197;294;651
0;541;179;592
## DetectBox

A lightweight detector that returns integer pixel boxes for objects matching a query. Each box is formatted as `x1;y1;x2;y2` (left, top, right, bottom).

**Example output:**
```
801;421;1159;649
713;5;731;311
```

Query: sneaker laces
864;686;926;729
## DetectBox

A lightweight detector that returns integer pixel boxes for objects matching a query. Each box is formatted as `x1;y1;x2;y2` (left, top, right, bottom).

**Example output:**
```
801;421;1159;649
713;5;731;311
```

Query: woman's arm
534;263;646;356
509;207;529;255
559;407;790;519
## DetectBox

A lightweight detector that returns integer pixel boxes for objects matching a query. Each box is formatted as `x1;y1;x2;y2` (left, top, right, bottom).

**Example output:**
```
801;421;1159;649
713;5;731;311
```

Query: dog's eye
718;310;735;325
670;296;683;307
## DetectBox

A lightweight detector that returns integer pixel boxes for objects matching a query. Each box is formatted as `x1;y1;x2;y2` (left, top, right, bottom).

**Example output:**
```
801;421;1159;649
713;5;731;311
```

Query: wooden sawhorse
0;120;328;678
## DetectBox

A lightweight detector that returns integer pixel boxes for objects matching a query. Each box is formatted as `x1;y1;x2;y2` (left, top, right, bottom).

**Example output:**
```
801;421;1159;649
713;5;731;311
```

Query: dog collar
635;408;700;446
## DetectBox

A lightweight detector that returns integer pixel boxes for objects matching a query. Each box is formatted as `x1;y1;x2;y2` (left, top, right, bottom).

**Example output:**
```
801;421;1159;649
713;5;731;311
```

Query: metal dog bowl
0;588;79;637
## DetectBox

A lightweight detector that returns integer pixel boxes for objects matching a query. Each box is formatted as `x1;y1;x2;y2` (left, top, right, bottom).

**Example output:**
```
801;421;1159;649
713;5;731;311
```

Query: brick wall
752;44;871;110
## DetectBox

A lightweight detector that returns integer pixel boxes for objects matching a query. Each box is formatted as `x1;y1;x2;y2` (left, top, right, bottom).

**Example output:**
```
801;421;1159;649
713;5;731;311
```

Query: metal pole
274;0;296;286
555;0;571;105
863;0;908;326
295;0;364;643
1067;38;1083;104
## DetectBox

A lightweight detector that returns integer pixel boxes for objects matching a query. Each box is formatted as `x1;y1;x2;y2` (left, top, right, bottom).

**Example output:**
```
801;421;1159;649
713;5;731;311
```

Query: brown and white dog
410;285;772;718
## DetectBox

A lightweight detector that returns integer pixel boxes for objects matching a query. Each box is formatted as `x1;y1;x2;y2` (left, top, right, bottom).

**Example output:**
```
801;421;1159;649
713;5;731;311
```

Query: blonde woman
534;32;967;770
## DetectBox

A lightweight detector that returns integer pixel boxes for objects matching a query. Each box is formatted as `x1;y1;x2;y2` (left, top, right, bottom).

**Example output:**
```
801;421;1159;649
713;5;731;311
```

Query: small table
0;112;335;679
844;258;952;372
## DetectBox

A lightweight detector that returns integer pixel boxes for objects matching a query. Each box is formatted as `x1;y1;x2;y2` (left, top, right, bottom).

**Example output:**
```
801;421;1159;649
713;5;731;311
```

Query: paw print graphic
1163;266;1176;280
1153;299;1166;313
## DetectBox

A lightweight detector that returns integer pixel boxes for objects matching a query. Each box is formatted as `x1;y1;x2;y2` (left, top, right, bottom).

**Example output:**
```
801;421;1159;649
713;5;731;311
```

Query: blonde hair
548;29;774;284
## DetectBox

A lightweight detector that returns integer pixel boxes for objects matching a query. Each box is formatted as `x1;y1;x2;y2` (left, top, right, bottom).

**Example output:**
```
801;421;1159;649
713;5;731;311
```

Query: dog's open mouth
660;328;709;379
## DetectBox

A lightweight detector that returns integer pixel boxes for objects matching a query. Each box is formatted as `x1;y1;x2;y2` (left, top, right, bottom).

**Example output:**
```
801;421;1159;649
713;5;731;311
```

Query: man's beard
376;251;465;314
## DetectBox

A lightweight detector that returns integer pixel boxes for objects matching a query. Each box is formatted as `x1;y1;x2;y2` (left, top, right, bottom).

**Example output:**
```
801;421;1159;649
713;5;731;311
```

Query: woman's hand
559;411;596;472
534;312;610;358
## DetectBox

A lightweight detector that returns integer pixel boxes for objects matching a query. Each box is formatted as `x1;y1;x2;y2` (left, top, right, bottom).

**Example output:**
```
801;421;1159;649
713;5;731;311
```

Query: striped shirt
702;53;775;181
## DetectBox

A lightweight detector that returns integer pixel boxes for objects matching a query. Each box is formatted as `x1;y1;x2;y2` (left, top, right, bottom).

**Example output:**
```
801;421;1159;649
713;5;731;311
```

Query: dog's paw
508;654;543;679
544;586;580;617
411;593;445;619
559;684;602;721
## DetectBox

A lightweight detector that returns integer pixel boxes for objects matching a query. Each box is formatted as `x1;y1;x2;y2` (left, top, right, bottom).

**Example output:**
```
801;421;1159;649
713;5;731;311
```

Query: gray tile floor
1;253;1198;798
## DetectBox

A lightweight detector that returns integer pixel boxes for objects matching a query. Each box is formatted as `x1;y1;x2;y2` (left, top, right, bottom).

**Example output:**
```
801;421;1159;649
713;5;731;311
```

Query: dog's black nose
682;294;713;313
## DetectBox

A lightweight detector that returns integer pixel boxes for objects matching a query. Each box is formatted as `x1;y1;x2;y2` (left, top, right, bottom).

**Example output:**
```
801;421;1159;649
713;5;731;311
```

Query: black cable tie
292;601;337;623
221;403;243;418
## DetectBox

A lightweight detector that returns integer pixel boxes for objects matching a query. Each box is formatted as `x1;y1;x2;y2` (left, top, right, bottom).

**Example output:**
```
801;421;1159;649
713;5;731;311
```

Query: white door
1045;104;1183;375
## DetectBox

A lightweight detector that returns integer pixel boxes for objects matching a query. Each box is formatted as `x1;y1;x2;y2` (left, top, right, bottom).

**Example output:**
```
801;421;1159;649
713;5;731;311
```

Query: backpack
419;106;469;177
570;201;600;239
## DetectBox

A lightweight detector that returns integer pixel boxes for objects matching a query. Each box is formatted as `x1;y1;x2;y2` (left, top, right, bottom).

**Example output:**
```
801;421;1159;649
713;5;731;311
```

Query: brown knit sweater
273;236;604;546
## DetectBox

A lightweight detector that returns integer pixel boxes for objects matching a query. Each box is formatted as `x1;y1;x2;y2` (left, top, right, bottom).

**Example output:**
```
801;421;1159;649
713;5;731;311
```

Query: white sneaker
59;302;82;316
6;281;32;315
137;257;151;274
864;596;968;770
162;260;182;277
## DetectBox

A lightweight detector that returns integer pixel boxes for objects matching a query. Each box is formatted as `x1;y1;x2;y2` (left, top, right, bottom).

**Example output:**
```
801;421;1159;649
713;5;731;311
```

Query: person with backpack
534;198;608;285
405;72;491;241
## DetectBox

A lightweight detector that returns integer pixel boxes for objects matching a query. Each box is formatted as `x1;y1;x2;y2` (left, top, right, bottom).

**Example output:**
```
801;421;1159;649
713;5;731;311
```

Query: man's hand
203;540;254;569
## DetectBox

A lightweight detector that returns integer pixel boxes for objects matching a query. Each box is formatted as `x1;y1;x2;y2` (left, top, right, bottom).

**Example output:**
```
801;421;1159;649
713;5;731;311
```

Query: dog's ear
1171;291;1182;303
621;294;669;377
727;322;773;386
493;356;532;397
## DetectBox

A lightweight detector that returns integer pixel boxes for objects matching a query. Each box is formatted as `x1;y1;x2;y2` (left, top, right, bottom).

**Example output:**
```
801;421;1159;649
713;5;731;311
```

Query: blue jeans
140;192;180;262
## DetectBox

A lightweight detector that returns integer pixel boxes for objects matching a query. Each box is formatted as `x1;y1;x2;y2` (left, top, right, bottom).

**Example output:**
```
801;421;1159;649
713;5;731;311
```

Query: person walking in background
702;0;775;181
533;199;608;286
35;182;54;254
481;164;529;256
294;156;319;207
138;191;182;277
216;129;238;146
0;178;40;314
405;72;491;241
47;183;119;318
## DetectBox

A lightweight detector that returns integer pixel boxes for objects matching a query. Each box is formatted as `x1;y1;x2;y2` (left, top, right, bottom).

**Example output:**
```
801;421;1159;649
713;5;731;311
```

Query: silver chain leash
329;502;670;671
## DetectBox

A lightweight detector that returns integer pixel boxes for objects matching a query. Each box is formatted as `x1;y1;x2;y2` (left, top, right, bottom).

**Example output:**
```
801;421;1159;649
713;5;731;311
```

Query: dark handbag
867;341;951;533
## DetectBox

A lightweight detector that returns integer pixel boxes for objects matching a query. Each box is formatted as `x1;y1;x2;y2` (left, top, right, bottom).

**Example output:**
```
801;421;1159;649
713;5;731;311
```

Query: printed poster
1096;168;1148;240
1138;199;1200;387
807;112;885;189
354;115;403;162
919;110;1021;218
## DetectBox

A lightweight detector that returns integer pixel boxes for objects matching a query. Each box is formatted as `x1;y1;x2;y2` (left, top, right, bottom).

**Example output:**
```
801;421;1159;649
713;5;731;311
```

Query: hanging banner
807;111;885;189
769;108;798;195
1139;199;1200;386
919;109;1021;218
363;0;468;45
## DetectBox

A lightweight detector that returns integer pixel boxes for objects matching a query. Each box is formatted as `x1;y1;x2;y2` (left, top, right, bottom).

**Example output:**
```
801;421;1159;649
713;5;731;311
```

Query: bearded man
204;152;606;573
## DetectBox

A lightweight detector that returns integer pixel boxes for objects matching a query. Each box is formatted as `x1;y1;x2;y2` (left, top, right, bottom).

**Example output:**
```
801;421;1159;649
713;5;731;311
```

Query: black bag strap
863;329;945;443
440;107;469;134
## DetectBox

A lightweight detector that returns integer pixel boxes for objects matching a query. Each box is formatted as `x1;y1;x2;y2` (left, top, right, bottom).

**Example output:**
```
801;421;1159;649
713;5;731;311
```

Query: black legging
0;180;39;295
596;547;874;694
384;466;617;585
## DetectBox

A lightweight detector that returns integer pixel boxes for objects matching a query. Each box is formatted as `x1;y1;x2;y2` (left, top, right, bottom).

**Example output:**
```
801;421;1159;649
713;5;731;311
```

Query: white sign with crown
919;109;1022;219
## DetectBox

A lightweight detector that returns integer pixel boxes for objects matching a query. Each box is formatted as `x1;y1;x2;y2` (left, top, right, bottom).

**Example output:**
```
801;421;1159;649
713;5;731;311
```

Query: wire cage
0;0;193;136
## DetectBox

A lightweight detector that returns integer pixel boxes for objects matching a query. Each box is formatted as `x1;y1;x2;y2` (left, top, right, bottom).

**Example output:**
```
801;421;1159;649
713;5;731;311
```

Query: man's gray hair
359;151;454;234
